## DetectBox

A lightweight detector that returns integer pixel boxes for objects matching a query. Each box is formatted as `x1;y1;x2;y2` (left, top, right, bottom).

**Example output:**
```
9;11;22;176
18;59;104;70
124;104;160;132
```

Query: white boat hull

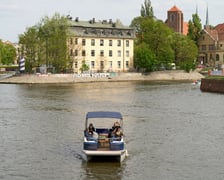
82;149;128;162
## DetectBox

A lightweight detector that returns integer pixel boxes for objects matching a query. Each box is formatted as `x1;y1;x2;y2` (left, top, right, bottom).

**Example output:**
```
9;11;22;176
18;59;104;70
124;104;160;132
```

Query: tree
19;13;71;73
80;60;89;73
38;14;71;73
131;17;174;70
19;26;39;72
171;33;198;72
131;1;199;72
144;20;174;68
0;40;16;65
187;13;202;44
134;43;156;72
141;0;154;18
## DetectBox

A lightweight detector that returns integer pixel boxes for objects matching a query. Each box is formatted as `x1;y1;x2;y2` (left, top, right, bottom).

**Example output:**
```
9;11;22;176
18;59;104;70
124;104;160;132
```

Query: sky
0;0;224;43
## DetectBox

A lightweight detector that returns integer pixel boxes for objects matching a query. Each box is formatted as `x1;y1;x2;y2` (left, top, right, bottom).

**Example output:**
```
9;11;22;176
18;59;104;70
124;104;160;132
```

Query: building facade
198;25;224;68
165;5;188;35
68;18;135;73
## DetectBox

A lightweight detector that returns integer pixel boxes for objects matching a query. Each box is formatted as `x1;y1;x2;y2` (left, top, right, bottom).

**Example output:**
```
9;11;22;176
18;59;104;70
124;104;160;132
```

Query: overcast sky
0;0;223;42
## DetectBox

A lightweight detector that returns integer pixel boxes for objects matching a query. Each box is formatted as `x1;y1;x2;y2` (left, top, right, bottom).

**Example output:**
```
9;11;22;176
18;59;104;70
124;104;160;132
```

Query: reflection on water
1;82;224;180
82;162;123;180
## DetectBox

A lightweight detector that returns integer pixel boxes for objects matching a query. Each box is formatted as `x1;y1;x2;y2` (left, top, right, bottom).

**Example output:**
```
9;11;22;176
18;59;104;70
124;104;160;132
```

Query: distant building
165;5;188;35
68;17;135;73
198;24;224;68
197;6;224;68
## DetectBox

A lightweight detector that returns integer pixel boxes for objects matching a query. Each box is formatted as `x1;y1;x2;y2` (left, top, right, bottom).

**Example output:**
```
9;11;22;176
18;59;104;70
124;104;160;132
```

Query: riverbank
0;70;204;84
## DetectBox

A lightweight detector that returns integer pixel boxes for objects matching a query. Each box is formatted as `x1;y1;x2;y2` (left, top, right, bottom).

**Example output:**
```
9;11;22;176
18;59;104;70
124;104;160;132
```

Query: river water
1;81;224;180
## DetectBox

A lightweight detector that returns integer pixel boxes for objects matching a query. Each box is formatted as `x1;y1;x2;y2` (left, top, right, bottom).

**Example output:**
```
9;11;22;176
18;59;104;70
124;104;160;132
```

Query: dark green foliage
134;43;156;72
187;13;202;44
131;1;199;72
141;0;154;18
171;33;198;72
0;40;17;65
19;13;70;73
131;17;174;72
80;61;89;73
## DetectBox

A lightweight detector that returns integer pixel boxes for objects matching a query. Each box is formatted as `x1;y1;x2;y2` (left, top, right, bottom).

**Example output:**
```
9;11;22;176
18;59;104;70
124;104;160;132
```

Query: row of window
74;60;129;69
70;38;130;47
70;49;130;57
201;44;224;51
201;44;216;51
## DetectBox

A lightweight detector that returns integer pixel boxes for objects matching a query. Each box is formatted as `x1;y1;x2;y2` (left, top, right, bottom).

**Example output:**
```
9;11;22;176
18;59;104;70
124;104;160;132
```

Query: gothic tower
166;5;184;34
204;4;210;29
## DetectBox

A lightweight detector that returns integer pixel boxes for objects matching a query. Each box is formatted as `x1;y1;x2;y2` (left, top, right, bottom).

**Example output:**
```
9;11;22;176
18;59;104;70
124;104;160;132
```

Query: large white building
68;18;135;73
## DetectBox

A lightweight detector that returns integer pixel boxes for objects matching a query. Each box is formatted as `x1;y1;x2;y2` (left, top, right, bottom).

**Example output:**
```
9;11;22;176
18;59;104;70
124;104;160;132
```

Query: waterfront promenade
0;70;204;84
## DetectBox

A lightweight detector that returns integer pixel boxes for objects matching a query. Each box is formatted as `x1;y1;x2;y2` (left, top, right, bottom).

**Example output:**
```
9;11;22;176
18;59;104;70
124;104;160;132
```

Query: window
171;14;175;22
117;40;121;46
74;61;78;68
216;54;220;61
91;50;95;57
74;49;78;56
201;45;206;51
109;50;113;57
100;50;104;57
70;49;73;56
117;50;121;57
91;61;95;69
117;61;121;68
75;38;78;45
82;39;86;46
209;44;215;50
82;50;86;56
91;39;95;46
100;39;104;46
109;40;113;46
126;40;129;47
126;50;129;57
70;38;73;45
109;61;112;68
126;61;129;68
100;61;104;69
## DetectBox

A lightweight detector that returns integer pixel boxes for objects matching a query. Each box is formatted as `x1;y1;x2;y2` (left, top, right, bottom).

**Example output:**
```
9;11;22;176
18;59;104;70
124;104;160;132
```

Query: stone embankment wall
0;71;204;84
200;78;224;93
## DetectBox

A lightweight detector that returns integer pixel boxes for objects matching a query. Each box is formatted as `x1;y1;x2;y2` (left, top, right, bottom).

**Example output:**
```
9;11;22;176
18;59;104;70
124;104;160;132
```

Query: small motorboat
192;79;201;85
82;111;128;162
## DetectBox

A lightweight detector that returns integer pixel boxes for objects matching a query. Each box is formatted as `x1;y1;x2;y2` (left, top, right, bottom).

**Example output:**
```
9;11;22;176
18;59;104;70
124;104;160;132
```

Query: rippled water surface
1;82;224;180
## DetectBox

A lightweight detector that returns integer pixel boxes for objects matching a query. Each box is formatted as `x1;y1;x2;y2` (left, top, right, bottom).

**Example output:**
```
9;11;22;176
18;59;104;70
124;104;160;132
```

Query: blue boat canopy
86;111;123;119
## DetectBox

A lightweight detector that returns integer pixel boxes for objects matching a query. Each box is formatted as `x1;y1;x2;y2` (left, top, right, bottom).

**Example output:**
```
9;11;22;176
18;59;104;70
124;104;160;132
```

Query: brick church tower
166;5;184;34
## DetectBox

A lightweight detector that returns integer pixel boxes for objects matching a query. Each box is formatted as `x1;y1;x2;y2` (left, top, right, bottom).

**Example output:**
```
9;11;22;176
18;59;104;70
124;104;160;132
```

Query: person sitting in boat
113;126;123;139
109;121;123;139
87;123;95;135
86;123;98;139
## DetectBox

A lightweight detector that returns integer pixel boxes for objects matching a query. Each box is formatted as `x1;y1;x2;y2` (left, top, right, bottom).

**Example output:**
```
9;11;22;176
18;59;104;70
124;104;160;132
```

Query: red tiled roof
168;5;182;12
215;23;224;33
183;22;188;35
205;29;219;41
215;24;224;41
